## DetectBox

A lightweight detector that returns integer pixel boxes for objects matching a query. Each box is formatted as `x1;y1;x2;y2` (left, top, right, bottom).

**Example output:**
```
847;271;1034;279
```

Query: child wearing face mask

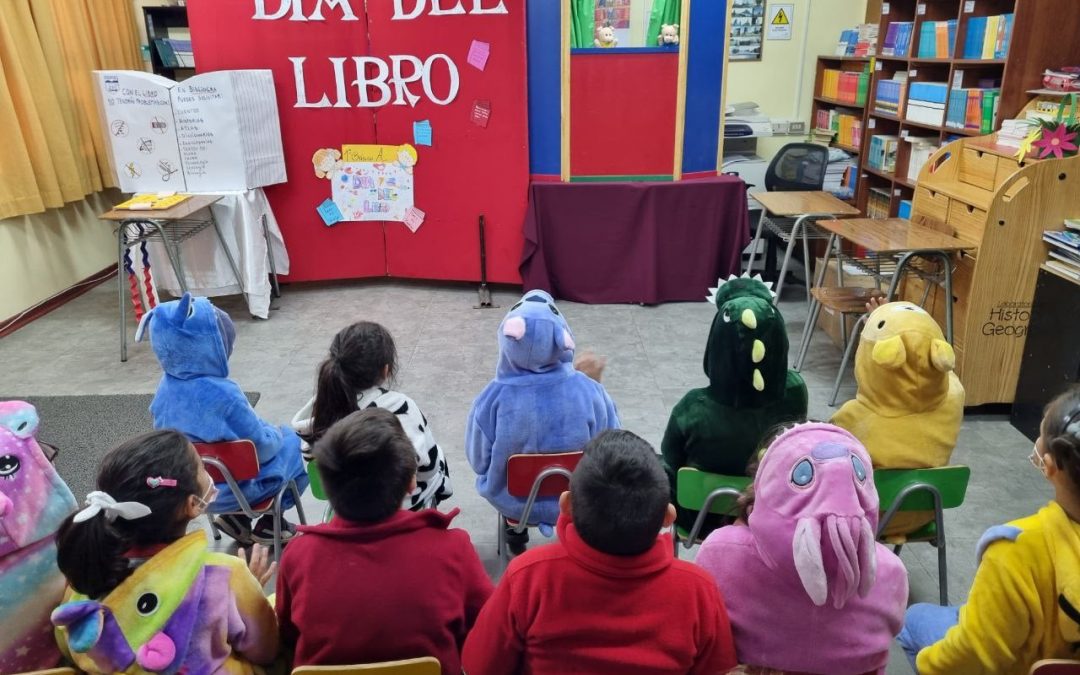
51;430;279;674
898;385;1080;674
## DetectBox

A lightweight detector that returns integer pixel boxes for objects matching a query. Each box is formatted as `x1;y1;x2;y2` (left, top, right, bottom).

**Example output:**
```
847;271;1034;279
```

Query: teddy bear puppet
658;23;680;45
594;25;618;48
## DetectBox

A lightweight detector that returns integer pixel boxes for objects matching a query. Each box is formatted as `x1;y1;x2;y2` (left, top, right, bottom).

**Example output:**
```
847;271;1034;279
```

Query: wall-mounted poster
730;0;766;61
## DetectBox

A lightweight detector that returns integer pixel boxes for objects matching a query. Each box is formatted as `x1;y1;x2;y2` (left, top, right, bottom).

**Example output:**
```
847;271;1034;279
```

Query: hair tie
146;476;177;489
73;491;152;524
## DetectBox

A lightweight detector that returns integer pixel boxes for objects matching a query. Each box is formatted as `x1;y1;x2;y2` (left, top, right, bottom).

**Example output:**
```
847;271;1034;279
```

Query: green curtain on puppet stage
646;0;681;47
570;0;595;48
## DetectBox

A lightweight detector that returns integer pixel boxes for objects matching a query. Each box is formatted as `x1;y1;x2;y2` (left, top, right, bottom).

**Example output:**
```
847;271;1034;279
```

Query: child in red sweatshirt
275;408;493;672
462;430;737;675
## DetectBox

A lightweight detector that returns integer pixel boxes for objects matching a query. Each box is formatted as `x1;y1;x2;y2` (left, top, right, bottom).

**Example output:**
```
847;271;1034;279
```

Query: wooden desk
102;194;244;362
815;218;973;254
745;191;862;304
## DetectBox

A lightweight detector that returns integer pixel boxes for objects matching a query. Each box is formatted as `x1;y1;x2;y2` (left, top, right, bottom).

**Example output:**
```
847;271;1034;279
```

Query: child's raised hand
238;544;278;586
574;352;608;383
865;293;887;314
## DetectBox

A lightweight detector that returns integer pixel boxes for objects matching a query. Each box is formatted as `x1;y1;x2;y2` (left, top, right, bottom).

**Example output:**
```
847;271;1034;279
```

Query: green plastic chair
673;468;751;557
306;460;333;523
874;465;971;606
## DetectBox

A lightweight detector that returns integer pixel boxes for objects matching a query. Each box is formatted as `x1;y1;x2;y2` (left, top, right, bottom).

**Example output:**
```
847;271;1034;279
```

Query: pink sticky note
404;206;426;232
467;40;490;71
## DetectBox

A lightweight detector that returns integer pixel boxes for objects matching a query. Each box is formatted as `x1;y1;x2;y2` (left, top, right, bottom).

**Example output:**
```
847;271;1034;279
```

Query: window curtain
569;0;595;49
646;0;681;48
0;0;141;220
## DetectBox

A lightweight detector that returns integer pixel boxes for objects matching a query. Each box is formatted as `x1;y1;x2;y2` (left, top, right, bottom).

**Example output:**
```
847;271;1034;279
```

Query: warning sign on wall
767;3;793;40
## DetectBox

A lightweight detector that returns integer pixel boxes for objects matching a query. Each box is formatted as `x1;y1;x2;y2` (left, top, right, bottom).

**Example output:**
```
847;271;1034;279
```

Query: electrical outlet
788;121;806;134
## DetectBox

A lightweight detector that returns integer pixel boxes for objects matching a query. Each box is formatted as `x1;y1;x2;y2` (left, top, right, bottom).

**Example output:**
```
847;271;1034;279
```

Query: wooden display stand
903;97;1079;405
858;0;1080;217
811;55;872;206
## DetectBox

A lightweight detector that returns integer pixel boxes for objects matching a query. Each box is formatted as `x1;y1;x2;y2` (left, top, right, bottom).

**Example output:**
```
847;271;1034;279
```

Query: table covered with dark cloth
520;176;750;304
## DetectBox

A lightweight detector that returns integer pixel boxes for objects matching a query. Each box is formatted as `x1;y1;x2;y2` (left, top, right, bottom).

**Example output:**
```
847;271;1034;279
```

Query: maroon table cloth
520;176;750;304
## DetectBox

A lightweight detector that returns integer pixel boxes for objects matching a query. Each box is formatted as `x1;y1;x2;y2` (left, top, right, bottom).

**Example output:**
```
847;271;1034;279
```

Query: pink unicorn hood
749;422;879;609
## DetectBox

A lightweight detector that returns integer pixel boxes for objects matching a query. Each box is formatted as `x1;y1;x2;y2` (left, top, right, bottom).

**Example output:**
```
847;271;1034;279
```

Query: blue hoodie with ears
466;290;620;526
140;293;308;512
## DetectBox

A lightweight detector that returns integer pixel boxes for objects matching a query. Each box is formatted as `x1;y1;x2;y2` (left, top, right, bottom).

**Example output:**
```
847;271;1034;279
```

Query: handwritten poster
330;144;417;222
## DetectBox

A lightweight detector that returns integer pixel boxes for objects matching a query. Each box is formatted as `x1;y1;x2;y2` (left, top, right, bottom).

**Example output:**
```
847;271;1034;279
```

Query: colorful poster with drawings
323;143;418;222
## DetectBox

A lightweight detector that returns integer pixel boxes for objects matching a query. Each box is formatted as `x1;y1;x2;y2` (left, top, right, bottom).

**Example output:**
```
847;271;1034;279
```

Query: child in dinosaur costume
0;401;78;673
696;423;909;673
139;292;308;544
661;275;807;534
831;301;964;535
467;290;619;549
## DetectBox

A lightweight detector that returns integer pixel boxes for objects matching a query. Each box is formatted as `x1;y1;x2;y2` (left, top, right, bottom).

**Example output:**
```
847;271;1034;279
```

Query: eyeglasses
1029;445;1047;472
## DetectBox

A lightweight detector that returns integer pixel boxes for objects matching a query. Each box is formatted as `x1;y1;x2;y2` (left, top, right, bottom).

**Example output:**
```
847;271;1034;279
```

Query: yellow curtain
0;0;141;220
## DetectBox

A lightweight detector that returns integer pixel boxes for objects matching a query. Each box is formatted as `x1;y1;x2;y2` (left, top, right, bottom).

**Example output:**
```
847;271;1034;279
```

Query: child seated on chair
52;430;278;674
695;423;908;674
140;292;308;546
277;408;492;670
467;290;619;553
0;401;78;673
830;300;964;536
292;321;452;510
462;430;737;675
898;385;1080;675
662;276;807;536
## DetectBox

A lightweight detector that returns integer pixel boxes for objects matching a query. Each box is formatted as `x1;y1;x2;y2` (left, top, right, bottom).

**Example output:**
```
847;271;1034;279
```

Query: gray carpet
3;393;259;502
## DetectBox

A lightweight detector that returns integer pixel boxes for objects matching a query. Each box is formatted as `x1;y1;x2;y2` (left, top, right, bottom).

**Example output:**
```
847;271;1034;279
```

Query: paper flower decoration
1015;129;1040;161
1032;124;1079;160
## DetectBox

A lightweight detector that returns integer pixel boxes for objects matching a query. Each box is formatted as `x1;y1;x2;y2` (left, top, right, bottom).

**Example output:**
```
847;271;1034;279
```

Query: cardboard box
813;257;882;347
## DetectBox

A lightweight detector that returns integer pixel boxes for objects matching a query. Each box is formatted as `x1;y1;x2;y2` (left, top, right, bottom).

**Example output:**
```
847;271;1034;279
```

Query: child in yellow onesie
898;385;1080;674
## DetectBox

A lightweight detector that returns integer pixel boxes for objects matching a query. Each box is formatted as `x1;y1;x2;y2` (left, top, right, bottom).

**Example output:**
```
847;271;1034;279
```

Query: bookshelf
810;55;872;204
144;5;194;80
856;0;1080;218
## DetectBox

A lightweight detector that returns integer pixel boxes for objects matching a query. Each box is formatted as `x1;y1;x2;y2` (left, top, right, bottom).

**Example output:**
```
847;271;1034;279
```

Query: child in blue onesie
466;290;619;553
138;292;308;546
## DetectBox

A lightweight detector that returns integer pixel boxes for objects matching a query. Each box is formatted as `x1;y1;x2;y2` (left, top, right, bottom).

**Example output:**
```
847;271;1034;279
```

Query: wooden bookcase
858;0;1080;218
810;56;873;205
144;5;193;80
901;95;1080;405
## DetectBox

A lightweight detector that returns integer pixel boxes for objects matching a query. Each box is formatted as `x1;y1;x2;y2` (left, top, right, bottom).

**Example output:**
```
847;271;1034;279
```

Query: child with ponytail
899;385;1080;674
51;430;278;674
293;322;452;510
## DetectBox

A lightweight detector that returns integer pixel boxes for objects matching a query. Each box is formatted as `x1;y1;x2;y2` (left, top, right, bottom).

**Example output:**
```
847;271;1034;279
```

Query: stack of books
867;188;891;219
1044;222;1080;281
945;88;1000;133
824;151;857;198
821;67;870;105
874;72;909;116
815;109;864;150
917;20;957;59
836;24;879;57
904;136;939;183
153;38;195;68
997;118;1035;149
906;82;949;127
882;22;915;57
836;28;859;56
962;14;1014;60
868;134;900;174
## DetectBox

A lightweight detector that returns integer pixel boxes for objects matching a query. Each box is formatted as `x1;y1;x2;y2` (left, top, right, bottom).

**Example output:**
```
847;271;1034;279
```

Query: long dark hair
1045;385;1080;490
55;430;200;599
310;322;398;443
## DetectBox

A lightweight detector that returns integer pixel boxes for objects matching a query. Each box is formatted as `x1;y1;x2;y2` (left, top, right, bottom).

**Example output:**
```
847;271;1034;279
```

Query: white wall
726;0;868;159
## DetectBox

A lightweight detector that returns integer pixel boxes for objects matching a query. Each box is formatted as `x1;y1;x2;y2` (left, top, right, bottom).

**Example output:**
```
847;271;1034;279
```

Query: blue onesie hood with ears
137;293;236;380
496;290;576;379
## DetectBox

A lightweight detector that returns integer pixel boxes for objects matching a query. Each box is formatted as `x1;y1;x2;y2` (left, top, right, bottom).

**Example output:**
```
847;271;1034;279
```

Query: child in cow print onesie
293;322;452;509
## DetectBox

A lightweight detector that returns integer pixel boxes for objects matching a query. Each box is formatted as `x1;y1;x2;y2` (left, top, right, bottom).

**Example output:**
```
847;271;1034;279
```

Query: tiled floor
0;278;1048;673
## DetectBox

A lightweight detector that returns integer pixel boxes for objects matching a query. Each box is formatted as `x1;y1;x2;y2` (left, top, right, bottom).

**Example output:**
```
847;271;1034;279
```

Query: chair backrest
765;142;829;192
1030;660;1080;675
193;440;260;482
874;466;971;512
292;657;441;675
506;451;584;498
676;468;751;515
307;460;328;501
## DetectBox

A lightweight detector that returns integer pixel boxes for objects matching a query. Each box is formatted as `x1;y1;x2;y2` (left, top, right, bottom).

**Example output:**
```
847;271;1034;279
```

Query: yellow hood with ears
831;302;965;469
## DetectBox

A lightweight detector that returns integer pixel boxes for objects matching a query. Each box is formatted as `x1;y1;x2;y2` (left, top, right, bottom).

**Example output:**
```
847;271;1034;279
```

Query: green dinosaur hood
704;276;791;407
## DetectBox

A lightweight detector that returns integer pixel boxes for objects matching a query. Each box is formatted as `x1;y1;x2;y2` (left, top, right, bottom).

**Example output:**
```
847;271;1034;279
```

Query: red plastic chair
1031;661;1080;675
496;451;584;561
194;440;307;561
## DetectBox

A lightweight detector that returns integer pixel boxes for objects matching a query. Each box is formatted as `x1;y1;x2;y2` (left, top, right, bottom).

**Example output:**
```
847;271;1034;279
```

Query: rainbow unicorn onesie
0;401;78;673
52;530;278;674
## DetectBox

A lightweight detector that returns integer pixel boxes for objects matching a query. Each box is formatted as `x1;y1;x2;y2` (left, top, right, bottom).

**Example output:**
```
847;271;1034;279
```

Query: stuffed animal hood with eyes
0;401;77;673
831;301;965;468
695;423;908;673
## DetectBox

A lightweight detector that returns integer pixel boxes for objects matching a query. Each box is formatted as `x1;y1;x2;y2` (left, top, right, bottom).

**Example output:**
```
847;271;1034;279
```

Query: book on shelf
820;66;870;105
1046;260;1080;281
855;23;879;57
153;38;195;69
917;20;956;59
963;14;1013;59
904;136;938;183
1045;230;1080;252
874;73;908;116
868;134;900;173
867;187;891;219
1065;219;1080;232
883;22;915;57
907;82;949;127
945;88;999;133
898;199;913;219
836;28;859;56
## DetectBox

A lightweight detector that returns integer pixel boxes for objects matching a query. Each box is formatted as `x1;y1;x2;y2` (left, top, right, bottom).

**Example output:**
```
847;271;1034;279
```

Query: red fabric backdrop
187;1;528;283
570;52;678;177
